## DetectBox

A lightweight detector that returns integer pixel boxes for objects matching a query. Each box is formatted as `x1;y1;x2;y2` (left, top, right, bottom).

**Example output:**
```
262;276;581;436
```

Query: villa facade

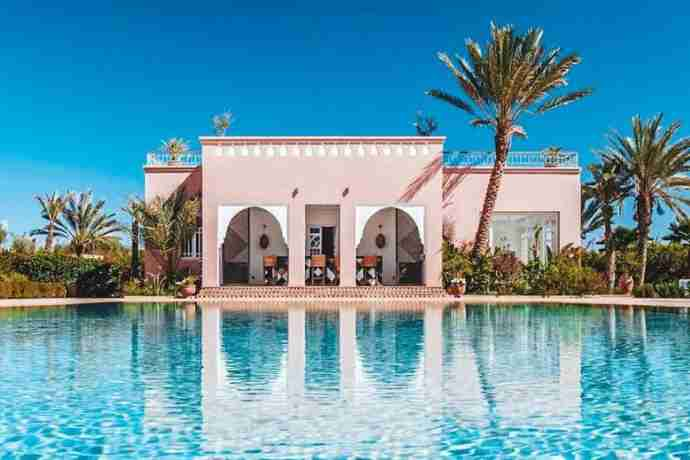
144;136;580;289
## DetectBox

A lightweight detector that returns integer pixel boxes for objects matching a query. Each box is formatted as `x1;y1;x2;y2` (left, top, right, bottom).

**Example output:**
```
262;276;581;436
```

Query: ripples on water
0;303;689;458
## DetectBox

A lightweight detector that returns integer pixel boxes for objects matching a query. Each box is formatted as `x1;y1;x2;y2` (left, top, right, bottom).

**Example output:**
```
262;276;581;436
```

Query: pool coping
1;295;690;309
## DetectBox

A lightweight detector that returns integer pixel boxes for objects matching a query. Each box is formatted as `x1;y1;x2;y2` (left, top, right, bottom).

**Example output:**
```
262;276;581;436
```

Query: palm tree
31;192;70;251
664;218;690;244
603;114;690;284
582;161;631;292
122;196;146;279
0;225;7;249
213;111;234;136
140;188;200;280
161;138;189;162
51;192;123;257
427;23;591;257
414;111;438;136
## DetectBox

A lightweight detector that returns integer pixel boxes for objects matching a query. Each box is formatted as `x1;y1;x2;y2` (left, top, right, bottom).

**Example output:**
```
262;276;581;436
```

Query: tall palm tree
31;192;70;251
122;196;146;279
140;188;200;280
582;160;631;292
663;218;690;245
51;192;123;257
603;114;690;284
427;23;592;257
0;225;7;249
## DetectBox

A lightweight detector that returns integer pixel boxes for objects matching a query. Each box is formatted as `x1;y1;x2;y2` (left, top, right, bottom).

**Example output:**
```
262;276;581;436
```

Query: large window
490;213;558;263
182;228;203;259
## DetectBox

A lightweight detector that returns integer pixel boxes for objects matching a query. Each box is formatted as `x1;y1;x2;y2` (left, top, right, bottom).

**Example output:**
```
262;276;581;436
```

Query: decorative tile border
203;142;439;159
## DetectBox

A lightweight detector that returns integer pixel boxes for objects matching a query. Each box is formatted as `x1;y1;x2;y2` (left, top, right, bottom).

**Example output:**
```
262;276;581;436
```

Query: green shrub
6;253;123;298
633;283;658;298
0;272;29;283
11;253;94;284
0;280;66;299
652;281;688;298
493;250;523;295
76;263;122;298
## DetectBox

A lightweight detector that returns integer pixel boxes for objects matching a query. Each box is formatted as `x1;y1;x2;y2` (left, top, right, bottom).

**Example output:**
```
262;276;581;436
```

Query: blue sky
2;1;689;246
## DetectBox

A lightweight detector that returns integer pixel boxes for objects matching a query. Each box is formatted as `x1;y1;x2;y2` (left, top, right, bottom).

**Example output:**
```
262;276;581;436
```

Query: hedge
0;253;122;298
0;280;67;299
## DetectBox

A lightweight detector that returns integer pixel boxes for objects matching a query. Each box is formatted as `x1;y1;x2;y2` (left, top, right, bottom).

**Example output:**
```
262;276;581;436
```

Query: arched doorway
355;206;424;286
220;206;289;285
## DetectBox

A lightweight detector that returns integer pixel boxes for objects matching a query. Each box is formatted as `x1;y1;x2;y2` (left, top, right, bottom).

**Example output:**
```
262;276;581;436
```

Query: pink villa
144;136;580;290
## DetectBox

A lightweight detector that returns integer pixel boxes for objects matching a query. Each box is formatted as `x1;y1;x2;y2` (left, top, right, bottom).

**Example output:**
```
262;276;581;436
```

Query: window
489;213;558;264
182;228;203;258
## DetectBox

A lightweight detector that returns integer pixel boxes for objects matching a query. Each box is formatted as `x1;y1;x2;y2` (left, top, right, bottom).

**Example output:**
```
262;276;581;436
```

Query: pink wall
443;167;581;249
143;166;203;276
200;137;445;288
144;166;202;202
143;141;582;288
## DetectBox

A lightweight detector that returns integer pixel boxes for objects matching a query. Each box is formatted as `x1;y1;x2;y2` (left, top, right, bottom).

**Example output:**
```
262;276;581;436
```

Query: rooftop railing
444;150;579;168
146;151;202;166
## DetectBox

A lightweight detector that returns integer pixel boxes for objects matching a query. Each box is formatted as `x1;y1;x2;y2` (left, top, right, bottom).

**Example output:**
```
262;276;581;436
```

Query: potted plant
162;138;189;166
177;275;198;298
447;274;466;297
543;146;563;167
213;111;234;136
442;239;472;296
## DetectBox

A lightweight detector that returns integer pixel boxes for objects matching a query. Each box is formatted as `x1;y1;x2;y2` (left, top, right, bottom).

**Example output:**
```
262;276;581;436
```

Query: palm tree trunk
637;194;652;285
131;220;140;279
472;128;510;258
604;219;615;293
45;223;54;252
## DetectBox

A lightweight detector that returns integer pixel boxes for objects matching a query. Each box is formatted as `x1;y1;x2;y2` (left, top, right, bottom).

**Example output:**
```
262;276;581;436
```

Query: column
287;306;305;397
202;304;223;397
288;204;306;286
424;306;443;391
425;203;443;287
339;205;356;287
340;306;357;397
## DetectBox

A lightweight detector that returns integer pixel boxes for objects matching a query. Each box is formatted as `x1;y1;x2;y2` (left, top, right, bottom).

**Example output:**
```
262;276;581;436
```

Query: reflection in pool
1;303;689;457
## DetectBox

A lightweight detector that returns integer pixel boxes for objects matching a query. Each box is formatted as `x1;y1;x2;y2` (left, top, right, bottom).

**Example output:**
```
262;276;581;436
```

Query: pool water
1;303;689;458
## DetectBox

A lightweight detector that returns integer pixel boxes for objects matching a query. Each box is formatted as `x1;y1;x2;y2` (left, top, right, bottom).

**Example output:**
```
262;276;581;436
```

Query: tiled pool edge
2;295;690;309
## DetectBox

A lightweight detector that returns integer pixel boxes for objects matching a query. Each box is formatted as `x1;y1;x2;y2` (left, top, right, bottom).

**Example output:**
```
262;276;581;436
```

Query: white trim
207;142;439;159
355;205;425;248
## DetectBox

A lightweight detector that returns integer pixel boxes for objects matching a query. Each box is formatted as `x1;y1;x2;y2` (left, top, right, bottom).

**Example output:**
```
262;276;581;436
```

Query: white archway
355;205;425;285
217;205;288;247
355;206;424;248
216;205;289;286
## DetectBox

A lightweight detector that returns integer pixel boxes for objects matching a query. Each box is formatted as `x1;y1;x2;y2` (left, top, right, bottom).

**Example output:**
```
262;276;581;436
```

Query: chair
361;256;379;286
263;256;277;285
310;255;327;285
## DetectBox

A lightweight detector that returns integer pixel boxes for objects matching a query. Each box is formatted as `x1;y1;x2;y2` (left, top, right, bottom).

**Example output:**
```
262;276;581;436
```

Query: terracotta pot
447;283;466;297
180;284;197;298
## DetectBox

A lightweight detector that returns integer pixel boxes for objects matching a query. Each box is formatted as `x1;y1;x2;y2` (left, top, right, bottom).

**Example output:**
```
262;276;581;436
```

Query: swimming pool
1;303;689;458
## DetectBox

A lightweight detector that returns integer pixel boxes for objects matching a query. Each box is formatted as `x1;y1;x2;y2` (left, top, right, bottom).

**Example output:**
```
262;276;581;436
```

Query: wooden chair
263;256;277;285
310;255;327;285
361;256;379;286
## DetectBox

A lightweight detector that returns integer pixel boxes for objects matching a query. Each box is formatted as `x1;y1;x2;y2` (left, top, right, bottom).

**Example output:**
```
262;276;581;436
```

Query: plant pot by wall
447;283;465;297
180;284;197;298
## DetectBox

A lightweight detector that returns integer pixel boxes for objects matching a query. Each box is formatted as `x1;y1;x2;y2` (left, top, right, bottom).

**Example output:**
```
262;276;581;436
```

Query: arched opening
355;206;424;286
220;206;289;285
